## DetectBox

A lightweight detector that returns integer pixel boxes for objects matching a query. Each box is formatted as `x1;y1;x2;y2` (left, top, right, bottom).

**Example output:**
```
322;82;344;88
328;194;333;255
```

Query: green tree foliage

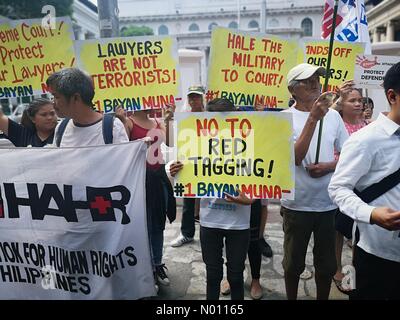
121;25;154;37
0;0;73;20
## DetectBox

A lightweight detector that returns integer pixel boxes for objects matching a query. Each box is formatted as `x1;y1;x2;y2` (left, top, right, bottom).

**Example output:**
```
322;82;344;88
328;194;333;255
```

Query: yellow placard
0;17;76;98
299;39;365;92
174;111;295;200
75;36;182;113
207;27;300;109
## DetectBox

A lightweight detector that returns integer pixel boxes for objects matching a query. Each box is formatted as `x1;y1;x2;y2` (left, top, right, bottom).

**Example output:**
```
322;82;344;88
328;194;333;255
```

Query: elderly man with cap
280;63;348;300
170;85;205;247
186;85;206;112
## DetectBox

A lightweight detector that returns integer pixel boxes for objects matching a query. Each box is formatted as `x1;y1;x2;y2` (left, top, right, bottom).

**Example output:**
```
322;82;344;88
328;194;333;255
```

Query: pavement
155;202;351;300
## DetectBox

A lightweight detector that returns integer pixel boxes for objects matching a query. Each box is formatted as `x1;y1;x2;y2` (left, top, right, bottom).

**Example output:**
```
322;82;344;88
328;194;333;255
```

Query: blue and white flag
322;0;371;54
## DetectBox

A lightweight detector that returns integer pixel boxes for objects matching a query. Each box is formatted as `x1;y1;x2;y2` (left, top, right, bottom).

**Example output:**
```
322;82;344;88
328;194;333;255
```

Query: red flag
321;1;343;39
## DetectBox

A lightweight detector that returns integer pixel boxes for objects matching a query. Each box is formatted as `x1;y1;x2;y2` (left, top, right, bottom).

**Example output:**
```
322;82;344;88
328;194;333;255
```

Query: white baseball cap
187;85;205;96
287;63;326;85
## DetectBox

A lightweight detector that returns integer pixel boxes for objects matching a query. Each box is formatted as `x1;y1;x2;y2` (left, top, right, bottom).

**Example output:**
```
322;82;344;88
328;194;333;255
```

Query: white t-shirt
200;198;251;230
281;107;348;212
54;117;128;147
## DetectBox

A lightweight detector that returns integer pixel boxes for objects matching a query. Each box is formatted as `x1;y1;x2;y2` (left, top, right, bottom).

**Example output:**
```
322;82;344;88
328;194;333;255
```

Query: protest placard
300;39;365;92
207;27;299;109
75;36;181;113
0;17;75;98
173;111;295;199
354;54;399;89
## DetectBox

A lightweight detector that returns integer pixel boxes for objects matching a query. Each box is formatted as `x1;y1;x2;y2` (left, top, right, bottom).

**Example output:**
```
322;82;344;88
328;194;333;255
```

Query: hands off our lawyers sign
173;111;295;200
0;142;155;299
75;35;182;113
0;17;76;98
300;39;365;92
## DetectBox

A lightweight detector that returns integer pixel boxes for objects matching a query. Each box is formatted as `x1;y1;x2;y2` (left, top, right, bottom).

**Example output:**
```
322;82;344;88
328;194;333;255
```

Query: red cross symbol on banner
90;196;112;215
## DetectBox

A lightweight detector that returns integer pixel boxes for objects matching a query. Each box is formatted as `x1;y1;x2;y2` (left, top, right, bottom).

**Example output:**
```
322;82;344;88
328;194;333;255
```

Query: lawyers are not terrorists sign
0;141;155;299
75;35;182;113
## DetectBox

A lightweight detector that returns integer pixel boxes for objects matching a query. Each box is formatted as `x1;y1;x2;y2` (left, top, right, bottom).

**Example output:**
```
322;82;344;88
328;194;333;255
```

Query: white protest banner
0;141;155;299
354;54;400;89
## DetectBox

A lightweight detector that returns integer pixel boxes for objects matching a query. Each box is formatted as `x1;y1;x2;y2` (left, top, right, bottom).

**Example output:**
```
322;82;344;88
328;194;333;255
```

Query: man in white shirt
329;62;400;300
281;63;348;300
46;68;128;147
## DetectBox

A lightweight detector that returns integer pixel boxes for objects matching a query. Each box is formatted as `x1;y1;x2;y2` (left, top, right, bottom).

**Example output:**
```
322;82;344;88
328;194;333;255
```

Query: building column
386;20;395;42
199;46;208;86
373;28;380;43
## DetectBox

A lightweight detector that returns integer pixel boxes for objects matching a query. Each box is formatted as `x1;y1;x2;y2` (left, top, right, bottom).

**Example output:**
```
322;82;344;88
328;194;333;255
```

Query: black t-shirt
5;119;54;147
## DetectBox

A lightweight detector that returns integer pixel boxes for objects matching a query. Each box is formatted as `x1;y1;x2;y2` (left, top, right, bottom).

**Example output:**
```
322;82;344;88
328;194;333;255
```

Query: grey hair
46;68;95;106
288;80;299;92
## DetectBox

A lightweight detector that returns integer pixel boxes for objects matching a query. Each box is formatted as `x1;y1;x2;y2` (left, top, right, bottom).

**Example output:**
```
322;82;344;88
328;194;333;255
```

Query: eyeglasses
298;74;320;87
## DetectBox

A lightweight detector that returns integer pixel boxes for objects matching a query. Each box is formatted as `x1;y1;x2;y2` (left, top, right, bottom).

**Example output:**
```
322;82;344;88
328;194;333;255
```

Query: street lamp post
260;0;267;33
97;0;119;38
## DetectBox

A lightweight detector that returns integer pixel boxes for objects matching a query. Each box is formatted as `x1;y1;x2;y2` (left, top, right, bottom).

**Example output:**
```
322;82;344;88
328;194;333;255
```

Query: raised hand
169;161;183;177
164;103;176;122
115;105;127;124
310;91;336;121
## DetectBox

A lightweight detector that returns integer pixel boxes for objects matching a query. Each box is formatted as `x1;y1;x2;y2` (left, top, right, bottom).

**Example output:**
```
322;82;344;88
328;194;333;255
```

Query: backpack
55;113;114;147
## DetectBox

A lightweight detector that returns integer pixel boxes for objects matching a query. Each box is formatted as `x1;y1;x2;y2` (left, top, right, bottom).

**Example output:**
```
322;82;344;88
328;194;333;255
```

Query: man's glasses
298;74;320;87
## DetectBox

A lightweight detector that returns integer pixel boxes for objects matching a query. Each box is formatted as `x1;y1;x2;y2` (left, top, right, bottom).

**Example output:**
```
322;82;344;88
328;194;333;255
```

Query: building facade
118;0;324;85
120;1;323;38
72;0;99;40
366;0;400;55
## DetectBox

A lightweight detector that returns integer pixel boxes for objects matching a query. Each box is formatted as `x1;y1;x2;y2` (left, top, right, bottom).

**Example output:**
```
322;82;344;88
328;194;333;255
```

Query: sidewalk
156;203;351;300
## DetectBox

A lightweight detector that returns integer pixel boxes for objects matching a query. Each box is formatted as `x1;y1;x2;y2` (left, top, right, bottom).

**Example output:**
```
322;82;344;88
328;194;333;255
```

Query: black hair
46;68;95;106
383;62;400;96
206;98;236;112
20;98;54;131
362;97;374;108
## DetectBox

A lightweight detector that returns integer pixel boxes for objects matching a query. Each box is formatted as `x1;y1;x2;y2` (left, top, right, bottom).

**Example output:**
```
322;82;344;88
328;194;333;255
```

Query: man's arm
328;138;382;225
163;103;175;146
294;92;332;165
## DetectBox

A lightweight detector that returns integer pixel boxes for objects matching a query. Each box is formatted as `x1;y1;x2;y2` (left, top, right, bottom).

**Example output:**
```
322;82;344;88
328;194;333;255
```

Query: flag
322;0;371;54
